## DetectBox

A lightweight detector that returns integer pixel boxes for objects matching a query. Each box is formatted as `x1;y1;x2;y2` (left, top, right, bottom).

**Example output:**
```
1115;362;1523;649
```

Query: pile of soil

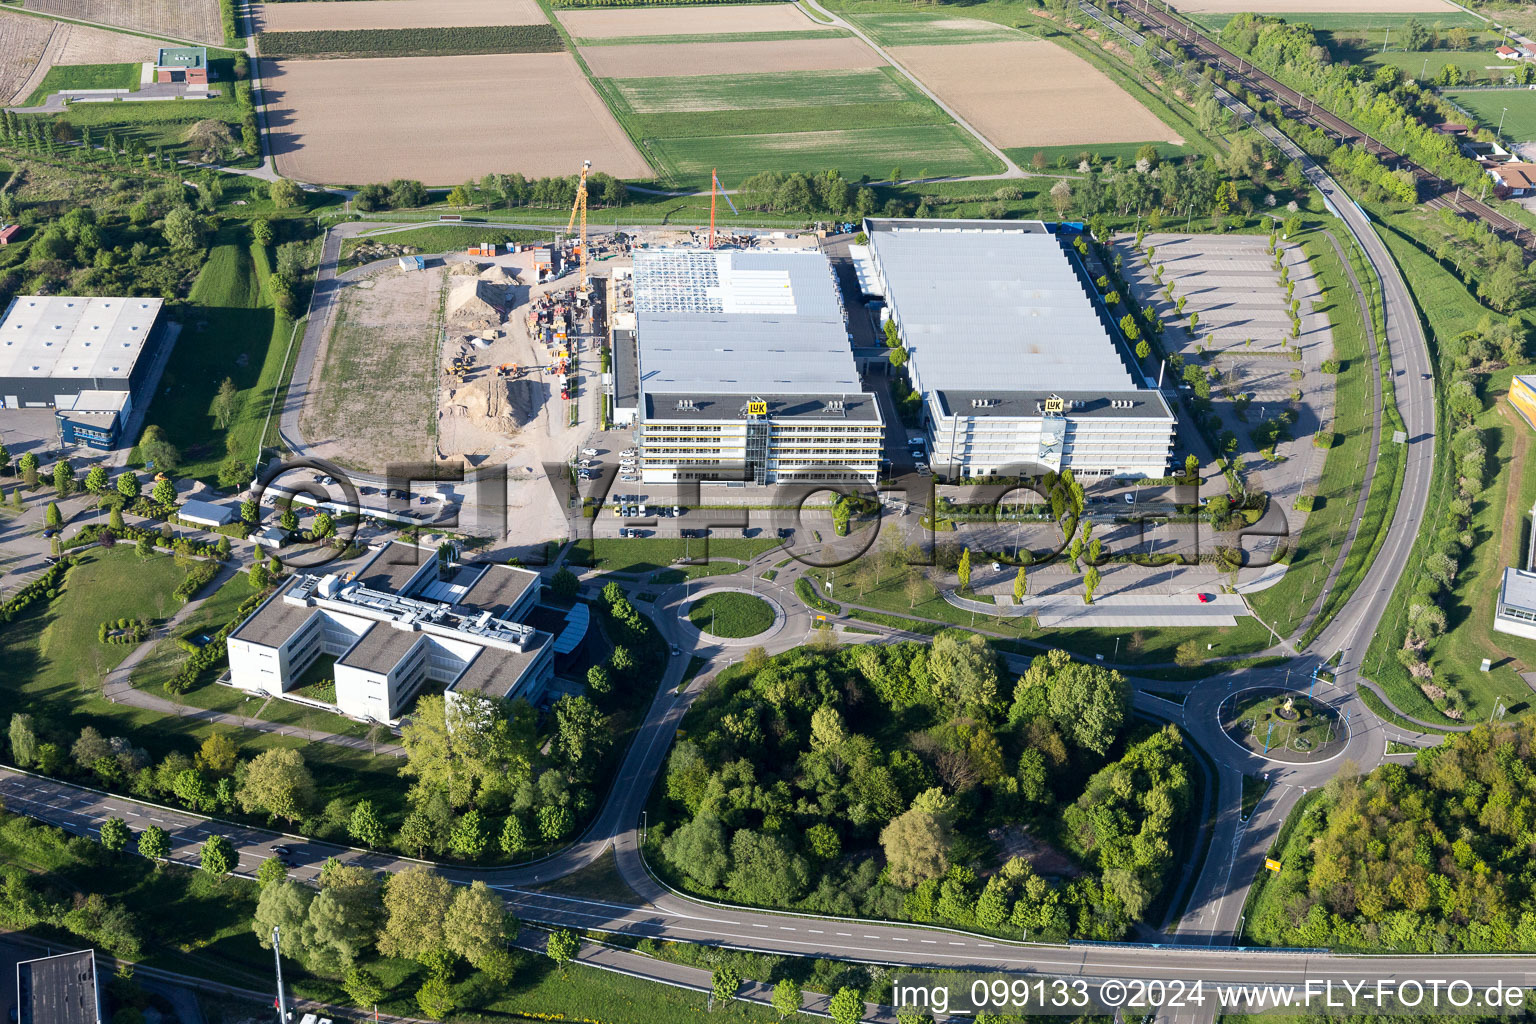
447;278;505;331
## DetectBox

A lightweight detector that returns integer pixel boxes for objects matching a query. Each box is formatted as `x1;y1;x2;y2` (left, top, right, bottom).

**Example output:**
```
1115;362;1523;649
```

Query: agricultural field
300;266;441;470
257;24;563;59
846;10;1032;46
892;40;1183;148
253;0;547;33
581;35;883;76
22;0;224;45
265;52;652;184
558;2;822;38
0;10;53;105
1444;86;1536;141
647;123;1000;181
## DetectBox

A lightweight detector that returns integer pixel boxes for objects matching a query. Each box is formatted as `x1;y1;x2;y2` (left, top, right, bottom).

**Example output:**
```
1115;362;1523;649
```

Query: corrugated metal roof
867;221;1135;393
634;249;858;398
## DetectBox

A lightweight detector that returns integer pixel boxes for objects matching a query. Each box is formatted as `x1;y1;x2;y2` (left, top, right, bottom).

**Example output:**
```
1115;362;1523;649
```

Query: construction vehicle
566;160;591;293
496;363;522;379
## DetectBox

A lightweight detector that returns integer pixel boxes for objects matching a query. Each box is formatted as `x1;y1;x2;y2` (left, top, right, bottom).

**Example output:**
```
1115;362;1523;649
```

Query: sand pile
447;278;504;331
479;264;520;285
447;259;484;277
442;377;531;435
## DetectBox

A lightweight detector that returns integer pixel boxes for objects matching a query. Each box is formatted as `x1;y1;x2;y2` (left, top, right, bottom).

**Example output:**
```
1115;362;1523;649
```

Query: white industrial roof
0;296;161;381
866;220;1135;393
1501;567;1536;611
633;249;860;397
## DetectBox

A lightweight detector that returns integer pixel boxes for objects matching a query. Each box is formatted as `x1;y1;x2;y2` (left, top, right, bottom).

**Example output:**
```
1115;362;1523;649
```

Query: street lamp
1499;106;1509;142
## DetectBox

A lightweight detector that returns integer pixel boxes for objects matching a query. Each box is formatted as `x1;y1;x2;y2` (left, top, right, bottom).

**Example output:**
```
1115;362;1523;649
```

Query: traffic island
1218;687;1348;764
679;587;787;646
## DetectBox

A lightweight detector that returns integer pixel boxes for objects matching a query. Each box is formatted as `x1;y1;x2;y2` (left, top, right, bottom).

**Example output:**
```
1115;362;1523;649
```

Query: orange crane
566;159;591;291
708;167;738;249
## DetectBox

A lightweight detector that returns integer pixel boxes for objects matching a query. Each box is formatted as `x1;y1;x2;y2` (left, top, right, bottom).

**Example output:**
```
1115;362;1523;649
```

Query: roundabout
676;585;791;646
1218;687;1349;764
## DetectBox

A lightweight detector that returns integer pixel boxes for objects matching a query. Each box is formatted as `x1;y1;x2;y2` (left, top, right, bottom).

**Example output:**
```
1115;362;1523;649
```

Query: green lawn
646;123;1002;186
687;591;776;638
51;57;247;161
23;62;140;105
1443;87;1536;142
569;536;784;575
1005;140;1196;169
340;225;553;263
843;10;1032;45
608;67;917;113
131;224;292;482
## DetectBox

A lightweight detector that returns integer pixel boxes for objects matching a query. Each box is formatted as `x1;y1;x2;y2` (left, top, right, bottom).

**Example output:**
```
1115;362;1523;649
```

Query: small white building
1495;567;1536;640
177;498;237;528
226;542;554;722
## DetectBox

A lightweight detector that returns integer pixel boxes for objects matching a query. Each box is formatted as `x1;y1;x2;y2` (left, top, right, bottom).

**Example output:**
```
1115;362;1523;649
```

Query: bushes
99;618;152;645
0;557;72;625
174;561;220;602
163;592;268;695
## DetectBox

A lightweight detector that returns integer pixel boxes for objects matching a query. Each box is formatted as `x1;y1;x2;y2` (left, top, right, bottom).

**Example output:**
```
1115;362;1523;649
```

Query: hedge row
256;24;562;58
0;559;72;625
163;591;268;695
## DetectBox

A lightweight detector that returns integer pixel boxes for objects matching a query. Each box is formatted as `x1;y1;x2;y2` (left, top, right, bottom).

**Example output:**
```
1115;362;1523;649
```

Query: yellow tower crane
566;159;591;292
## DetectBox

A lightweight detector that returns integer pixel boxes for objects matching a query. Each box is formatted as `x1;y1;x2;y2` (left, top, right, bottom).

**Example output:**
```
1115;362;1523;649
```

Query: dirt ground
558;3;820;38
254;0;546;33
0;12;53;105
9;20;181;106
23;0;222;44
581;36;884;77
892;40;1182;147
1172;0;1456;10
264;52;652;184
299;264;442;471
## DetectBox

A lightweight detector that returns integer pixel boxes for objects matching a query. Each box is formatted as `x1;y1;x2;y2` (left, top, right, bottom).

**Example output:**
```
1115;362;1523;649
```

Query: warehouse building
227;542;555;723
623;248;882;484
862;218;1175;480
17;949;102;1024
0;295;169;449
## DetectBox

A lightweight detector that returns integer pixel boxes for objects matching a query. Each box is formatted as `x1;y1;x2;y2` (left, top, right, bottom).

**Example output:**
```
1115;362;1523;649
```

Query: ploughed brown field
23;0;222;44
558;3;821;38
581;35;882;77
0;12;54;104
892;40;1183;147
253;0;547;33
264;52;652;184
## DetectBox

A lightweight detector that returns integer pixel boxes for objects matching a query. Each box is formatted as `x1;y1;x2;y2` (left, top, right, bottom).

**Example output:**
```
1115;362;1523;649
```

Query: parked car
620;475;638;482
991;562;1002;572
673;506;683;516
1196;593;1214;604
582;448;599;456
621;448;638;457
1124;493;1136;504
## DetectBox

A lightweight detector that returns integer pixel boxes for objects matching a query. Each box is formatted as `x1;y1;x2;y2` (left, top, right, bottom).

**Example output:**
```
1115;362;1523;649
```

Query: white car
578;460;593;468
581;448;598;456
620;475;638;481
991;562;1002;572
1125;493;1136;504
620;448;638;457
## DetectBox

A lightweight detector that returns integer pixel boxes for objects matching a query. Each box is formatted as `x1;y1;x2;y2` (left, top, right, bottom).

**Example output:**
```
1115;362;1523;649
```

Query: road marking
836;932;851;937
779;926;795;932
809;929;823;934
921;940;936;944
892;937;909;942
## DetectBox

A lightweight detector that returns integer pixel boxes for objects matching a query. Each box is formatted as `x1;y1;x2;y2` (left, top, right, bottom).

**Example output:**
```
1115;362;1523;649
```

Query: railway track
1108;0;1536;249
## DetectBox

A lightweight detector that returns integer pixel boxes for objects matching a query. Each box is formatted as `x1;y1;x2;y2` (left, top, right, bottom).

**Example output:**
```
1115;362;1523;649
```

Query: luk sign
747;401;768;416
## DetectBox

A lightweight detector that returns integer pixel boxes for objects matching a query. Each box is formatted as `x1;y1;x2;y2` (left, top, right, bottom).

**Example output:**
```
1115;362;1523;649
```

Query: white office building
862;218;1175;480
227;542;554;723
620;248;883;484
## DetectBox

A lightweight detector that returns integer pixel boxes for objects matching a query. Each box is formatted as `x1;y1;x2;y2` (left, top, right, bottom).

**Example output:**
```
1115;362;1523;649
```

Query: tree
586;664;611;696
1083;565;1100;604
200;835;235;877
500;814;529;856
957;547;971;591
237;748;315;823
712;965;741;1003
256;856;289;889
312;512;335;539
212;377;238;429
829;987;863;1024
349;800;387;848
308;862;383;965
8;713;37;767
162;206;205;251
1050;179;1073;217
344;965;386;1009
17;452;38;487
251;218;274;249
151;477;177;506
550;567;580;599
280;505;298;531
99;817;130;853
416;976;456;1021
379;866;452;961
1174;639;1202;668
44;501;62;529
449;809;488;858
397;811;435;858
772;978;803;1019
1011;649;1128;754
52;459;73;497
553;694;608;771
196;731;238;774
138;425;180;473
1013;567;1027;604
1403;16;1428;50
1136;339;1151;359
546;928;579;969
880;799;951;888
446;881;512;967
240;498;259;524
84;465;108;496
268;177;303;208
928;631;999;711
254;879;314;957
116;470;141;501
137;825;169;862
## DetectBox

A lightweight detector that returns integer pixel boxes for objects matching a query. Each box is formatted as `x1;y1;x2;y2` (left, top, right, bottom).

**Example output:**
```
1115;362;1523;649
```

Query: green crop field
646;123;1001;184
610;67;912;112
23;62;140;106
256;24;562;58
1444;87;1536;141
846;10;1032;46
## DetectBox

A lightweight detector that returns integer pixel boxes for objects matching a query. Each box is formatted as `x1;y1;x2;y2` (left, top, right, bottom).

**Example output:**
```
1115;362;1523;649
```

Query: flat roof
613;327;639;410
352;543;434;595
451;633;551;699
18;950;99;1024
865;219;1137;393
644;391;881;423
634;248;862;400
156;46;206;69
0;296;162;382
337;623;424;675
1501;567;1536;612
229;578;319;647
459;563;540;618
934;388;1173;421
178;498;236;524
